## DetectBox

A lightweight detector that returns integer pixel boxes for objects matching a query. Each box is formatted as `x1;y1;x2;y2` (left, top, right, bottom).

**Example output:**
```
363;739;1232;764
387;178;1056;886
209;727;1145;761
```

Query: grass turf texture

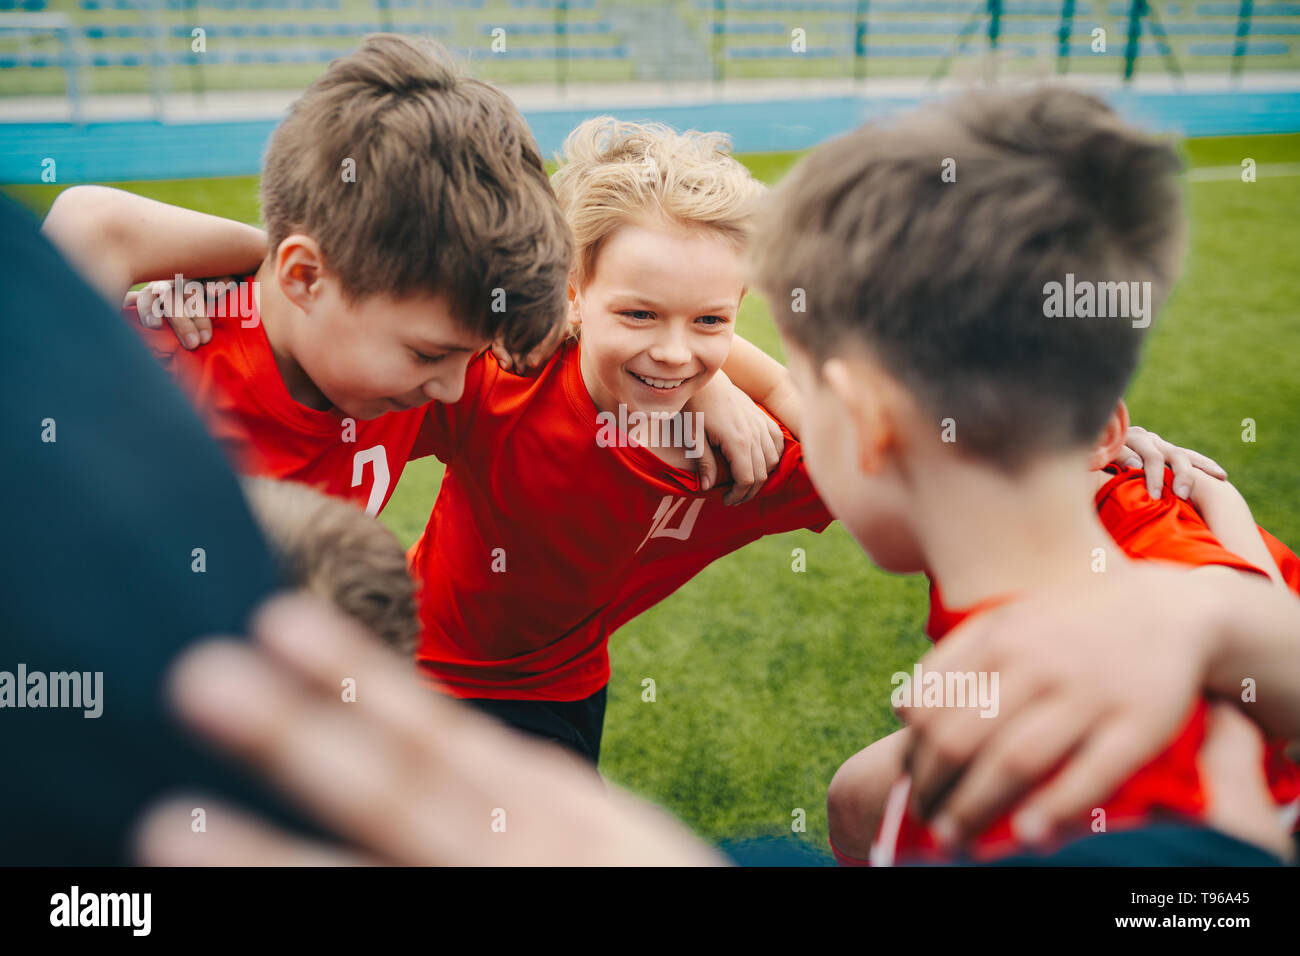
7;133;1299;858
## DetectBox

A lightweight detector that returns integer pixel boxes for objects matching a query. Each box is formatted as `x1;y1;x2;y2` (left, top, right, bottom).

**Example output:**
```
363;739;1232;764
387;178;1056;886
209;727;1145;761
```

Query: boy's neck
253;260;332;412
909;451;1125;610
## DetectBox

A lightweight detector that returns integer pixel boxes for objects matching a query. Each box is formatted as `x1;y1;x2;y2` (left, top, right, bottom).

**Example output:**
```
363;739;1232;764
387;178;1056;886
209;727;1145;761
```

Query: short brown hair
242;478;419;655
260;33;572;358
751;87;1185;466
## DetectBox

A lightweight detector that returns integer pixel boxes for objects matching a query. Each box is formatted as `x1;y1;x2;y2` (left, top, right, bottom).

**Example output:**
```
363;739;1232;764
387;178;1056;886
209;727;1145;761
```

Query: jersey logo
351;445;390;517
635;495;704;553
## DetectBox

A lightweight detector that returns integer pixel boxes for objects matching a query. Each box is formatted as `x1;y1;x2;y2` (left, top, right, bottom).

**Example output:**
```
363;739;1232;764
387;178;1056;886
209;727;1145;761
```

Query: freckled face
575;220;743;418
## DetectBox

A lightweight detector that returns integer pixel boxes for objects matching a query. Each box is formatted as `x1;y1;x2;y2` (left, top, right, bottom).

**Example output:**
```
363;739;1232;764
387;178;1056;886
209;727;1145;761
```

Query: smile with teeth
630;370;694;390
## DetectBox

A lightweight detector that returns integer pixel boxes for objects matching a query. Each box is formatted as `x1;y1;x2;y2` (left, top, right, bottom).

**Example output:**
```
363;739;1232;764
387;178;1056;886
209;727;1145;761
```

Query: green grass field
7;132;1299;859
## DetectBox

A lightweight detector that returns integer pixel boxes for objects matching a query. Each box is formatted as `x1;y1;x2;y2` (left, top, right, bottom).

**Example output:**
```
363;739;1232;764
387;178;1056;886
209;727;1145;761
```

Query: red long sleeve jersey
127;278;427;514
890;466;1300;863
408;339;832;700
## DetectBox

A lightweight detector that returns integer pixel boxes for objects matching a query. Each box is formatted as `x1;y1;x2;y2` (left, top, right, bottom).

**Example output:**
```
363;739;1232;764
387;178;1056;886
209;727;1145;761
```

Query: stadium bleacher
0;0;1297;102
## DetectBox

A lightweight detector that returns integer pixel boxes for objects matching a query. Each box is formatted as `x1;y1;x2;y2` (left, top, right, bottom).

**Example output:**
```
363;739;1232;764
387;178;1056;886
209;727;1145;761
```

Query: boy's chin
848;526;925;575
619;396;691;419
335;397;390;421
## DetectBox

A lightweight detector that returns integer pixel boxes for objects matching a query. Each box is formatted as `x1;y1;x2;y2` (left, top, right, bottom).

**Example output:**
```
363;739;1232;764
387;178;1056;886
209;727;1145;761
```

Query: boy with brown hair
241;478;420;656
43;33;572;515
749;86;1299;863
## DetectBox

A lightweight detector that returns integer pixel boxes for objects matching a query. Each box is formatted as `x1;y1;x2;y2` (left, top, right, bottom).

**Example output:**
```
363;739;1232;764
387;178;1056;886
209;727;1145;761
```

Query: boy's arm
1187;471;1286;586
721;335;801;439
41;186;266;311
1203;576;1300;739
684;336;803;505
685;369;784;505
898;566;1300;847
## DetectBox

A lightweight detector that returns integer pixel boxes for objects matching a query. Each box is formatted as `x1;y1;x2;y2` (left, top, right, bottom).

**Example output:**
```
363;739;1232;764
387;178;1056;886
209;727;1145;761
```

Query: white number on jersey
351;445;390;516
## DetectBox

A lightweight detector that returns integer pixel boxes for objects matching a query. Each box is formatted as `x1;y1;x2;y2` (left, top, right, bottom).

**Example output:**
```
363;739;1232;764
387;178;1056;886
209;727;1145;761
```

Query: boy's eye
697;315;729;327
411;349;446;364
621;310;654;321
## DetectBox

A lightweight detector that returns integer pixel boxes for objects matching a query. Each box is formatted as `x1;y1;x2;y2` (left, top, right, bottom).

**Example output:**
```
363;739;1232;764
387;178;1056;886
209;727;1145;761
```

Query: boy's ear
1087;398;1131;470
567;276;585;330
275;234;326;311
823;356;894;475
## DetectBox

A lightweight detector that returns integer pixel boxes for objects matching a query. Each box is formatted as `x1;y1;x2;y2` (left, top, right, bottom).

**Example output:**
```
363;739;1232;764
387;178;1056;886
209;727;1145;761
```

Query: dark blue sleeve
0;195;319;864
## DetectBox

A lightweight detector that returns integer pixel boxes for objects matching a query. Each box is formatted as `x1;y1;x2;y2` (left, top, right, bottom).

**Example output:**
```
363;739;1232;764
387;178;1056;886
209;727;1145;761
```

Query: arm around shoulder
1189;470;1286;585
42;186;136;305
42;186;267;310
721;335;802;438
1201;574;1300;740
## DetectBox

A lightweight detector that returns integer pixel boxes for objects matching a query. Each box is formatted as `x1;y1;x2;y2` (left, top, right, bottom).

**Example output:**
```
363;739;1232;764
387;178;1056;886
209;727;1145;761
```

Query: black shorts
461;685;608;766
987;822;1288;866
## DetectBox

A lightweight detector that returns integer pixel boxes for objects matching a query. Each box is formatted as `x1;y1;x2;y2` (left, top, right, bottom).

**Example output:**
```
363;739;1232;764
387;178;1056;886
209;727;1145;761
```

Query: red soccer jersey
408;339;832;701
892;465;1300;863
126;277;427;514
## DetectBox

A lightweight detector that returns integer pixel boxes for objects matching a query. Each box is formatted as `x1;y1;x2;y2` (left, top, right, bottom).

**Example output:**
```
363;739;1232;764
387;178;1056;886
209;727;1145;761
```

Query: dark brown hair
260;33;572;359
751;86;1185;465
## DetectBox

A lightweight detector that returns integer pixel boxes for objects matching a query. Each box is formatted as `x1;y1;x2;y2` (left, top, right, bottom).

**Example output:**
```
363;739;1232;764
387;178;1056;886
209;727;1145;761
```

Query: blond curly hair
551;117;764;290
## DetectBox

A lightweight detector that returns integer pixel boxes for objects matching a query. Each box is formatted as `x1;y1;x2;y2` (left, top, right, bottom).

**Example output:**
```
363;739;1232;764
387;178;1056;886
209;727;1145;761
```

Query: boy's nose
423;362;467;405
648;334;692;368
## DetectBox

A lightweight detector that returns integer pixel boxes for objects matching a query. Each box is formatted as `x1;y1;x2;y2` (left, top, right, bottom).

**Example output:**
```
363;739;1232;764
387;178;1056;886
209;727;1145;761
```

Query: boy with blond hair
404;117;828;759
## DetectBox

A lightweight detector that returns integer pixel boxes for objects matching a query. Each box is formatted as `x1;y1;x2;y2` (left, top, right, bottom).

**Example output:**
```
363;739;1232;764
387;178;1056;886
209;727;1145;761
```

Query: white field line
1185;162;1300;182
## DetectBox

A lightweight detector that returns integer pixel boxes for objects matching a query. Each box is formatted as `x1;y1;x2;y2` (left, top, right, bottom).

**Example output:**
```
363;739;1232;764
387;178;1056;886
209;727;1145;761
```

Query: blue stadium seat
89;52;142;67
1197;2;1300;14
484;44;627;60
697;0;1093;13
726;39;1045;59
1003;0;1088;10
1159;22;1300;35
79;0;343;8
84;24;146;39
477;21;612;37
1068;40;1189;57
846;19;985;35
727;44;842;59
0;53;58;68
711;22;786;35
1188;40;1290;55
818;19;1095;36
